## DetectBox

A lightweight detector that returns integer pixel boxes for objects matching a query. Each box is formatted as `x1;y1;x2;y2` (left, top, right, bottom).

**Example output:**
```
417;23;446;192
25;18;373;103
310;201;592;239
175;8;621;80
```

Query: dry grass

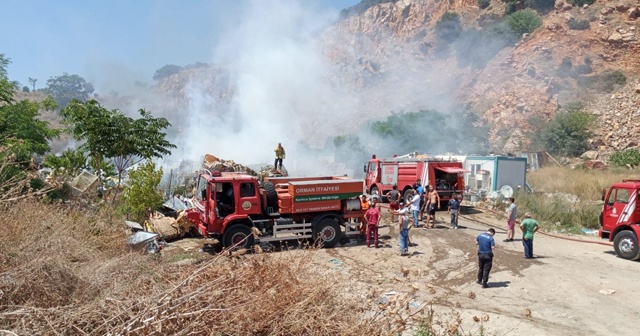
0;200;440;335
516;166;640;232
527;166;640;201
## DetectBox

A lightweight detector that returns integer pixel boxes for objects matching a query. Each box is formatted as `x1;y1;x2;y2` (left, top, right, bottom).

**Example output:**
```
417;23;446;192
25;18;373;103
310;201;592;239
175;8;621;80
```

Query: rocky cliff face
151;0;639;155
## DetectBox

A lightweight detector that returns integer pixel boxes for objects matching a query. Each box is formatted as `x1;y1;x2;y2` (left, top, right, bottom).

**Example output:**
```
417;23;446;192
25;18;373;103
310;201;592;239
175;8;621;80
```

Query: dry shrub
528;166;640;201
0;200;422;335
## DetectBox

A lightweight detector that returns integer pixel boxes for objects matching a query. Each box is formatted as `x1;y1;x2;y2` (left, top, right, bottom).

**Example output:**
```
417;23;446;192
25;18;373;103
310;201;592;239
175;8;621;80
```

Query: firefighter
274;143;286;170
359;195;370;236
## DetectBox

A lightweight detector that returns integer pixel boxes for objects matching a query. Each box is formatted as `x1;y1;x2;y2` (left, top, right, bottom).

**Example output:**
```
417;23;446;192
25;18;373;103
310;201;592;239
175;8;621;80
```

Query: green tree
43;148;88;178
540;104;595;156
28;77;37;91
108;109;175;201
0;54;17;104
45;73;95;109
120;160;163;222
507;9;542;35
61;100;175;201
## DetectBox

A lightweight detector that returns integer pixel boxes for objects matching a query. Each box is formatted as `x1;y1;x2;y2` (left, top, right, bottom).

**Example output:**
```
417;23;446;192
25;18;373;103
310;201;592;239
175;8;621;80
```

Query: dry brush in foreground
0;200;445;335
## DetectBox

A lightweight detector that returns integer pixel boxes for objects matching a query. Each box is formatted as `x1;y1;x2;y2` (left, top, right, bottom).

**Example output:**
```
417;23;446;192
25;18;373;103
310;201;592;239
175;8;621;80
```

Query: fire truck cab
599;179;640;260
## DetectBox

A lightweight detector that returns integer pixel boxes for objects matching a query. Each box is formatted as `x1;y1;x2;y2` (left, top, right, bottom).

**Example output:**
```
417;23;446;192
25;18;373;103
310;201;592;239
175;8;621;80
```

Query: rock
599;289;616;295
583;4;588;8
584;160;607;170
581;150;599;160
635;84;640;93
608;32;624;43
629;7;639;19
616;4;631;12
601;7;614;15
564;13;574;22
563;4;573;11
555;2;565;10
622;33;636;42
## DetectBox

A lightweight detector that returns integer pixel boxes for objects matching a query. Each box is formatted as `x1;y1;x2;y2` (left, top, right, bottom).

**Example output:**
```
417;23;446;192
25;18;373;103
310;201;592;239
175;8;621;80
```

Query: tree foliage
61;100;175;200
610;149;640;168
45;73;95;109
507;9;542;36
478;0;491;9
0;54;17;105
120;160;163;222
153;64;183;81
540;104;595;156
43;148;88;178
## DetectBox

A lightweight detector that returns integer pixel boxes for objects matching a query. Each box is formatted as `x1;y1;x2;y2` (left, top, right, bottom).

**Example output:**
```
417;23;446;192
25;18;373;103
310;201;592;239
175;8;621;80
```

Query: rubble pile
202;154;288;179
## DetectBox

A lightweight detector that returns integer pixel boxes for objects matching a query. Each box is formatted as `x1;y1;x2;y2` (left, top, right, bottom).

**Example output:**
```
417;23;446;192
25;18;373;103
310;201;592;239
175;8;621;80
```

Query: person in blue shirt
448;193;461;229
476;228;496;288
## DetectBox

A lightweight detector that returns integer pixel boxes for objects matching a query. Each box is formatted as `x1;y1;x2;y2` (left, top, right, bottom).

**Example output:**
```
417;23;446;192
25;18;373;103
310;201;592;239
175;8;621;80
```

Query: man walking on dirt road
476;228;496;288
274;143;285;170
520;212;540;258
505;197;517;242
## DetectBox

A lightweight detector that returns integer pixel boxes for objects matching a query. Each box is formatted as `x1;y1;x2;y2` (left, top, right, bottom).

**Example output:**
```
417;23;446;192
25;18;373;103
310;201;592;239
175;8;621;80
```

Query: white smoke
174;0;358;175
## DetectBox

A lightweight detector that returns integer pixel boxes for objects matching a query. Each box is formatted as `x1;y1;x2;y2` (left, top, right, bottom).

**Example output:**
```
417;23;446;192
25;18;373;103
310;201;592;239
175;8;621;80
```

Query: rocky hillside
142;0;639;155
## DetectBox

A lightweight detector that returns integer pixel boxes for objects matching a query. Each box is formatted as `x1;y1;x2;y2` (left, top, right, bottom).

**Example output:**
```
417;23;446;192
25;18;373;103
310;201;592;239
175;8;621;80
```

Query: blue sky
1;0;359;90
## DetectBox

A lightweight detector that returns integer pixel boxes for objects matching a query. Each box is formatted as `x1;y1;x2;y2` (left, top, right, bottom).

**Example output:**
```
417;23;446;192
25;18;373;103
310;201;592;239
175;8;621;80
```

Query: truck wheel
314;217;342;248
613;230;640;260
262;182;279;212
223;224;254;250
403;189;413;204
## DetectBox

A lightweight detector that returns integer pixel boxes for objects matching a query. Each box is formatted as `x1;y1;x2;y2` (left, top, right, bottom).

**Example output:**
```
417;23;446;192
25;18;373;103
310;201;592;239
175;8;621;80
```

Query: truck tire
223;224;255;250
262;182;279;212
314;217;342;248
403;189;413;204
613;230;640;260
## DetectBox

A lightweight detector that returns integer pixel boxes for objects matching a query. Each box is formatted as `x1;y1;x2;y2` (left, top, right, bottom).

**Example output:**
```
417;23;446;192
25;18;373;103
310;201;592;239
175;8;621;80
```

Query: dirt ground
165;206;640;336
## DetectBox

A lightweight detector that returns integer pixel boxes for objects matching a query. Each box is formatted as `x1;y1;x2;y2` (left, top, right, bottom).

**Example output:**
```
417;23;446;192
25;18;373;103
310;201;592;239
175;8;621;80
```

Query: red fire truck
185;170;365;249
599;179;640;260
364;153;467;208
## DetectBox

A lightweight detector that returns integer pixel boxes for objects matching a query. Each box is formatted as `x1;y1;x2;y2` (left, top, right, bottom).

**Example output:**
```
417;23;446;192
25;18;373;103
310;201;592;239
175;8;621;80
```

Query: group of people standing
475;198;540;288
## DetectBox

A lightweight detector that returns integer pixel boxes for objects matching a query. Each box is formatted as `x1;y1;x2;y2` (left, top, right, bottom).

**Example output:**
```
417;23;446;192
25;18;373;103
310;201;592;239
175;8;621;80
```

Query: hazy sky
1;0;358;90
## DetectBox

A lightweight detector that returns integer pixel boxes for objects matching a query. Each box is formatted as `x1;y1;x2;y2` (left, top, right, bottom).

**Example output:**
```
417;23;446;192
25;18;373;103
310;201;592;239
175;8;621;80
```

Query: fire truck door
603;188;633;226
366;162;378;185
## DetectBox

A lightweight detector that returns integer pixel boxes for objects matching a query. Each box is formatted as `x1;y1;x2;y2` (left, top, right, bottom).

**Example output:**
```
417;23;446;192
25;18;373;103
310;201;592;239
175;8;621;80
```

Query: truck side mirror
363;164;367;173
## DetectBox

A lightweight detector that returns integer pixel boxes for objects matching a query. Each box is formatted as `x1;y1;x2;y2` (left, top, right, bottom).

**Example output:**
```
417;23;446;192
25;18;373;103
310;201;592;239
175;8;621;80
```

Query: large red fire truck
364;153;467;208
185;170;365;249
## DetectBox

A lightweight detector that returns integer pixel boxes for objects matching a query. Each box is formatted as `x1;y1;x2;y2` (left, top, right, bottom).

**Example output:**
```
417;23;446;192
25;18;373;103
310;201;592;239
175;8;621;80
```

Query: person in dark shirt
476;228;496;288
448;193;461;229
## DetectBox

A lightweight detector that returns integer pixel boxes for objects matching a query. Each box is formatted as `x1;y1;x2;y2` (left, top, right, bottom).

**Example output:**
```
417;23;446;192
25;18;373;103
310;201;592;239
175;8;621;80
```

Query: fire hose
464;207;613;247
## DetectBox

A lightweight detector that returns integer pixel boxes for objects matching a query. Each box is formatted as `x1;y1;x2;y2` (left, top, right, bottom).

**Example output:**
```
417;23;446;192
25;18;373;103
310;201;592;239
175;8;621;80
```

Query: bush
478;0;491;9
507;9;543;35
540;104;595;156
567;0;595;6
120;160;163;222
516;192;601;232
525;0;556;12
577;70;627;93
435;11;462;43
568;19;590;30
21;86;29;92
610;149;640;168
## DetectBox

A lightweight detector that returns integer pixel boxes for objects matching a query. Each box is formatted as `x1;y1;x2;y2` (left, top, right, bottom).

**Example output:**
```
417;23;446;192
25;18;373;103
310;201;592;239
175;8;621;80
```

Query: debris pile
202;154;288;179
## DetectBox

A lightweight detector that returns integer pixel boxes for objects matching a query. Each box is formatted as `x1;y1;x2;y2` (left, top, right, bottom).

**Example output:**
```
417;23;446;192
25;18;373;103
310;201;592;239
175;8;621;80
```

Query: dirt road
309;208;640;336
165;206;639;335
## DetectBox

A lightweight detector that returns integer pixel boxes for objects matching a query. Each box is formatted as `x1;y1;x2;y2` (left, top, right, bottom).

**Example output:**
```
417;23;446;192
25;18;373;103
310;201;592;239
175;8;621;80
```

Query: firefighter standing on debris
274;143;286;170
